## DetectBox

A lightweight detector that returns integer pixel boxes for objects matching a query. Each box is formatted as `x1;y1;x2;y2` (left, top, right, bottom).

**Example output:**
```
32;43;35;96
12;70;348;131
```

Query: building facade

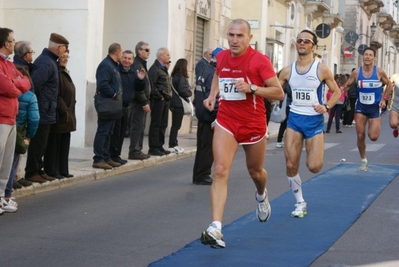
1;0;398;147
0;0;232;147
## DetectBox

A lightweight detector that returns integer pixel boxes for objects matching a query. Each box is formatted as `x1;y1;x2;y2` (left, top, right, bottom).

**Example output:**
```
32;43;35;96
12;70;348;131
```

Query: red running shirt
215;46;276;123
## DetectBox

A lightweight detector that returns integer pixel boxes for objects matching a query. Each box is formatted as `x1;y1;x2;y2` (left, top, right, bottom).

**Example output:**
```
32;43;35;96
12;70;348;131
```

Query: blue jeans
5;152;19;198
93;119;115;163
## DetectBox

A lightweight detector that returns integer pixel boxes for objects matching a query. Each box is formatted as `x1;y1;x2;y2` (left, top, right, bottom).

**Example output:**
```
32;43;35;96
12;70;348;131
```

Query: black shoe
112;157;128;165
325;130;330;133
160;147;171;155
129;152;150;160
49;174;64;179
336;130;343;133
194;176;213;185
148;149;165;156
18;178;32;187
61;173;74;178
12;181;22;189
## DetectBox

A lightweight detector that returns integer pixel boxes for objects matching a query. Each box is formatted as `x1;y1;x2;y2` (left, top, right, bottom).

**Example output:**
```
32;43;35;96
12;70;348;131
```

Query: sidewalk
13;121;282;198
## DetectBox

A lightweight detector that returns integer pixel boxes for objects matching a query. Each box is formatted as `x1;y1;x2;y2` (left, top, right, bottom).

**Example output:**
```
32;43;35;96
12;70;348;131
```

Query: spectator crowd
0;26;223;216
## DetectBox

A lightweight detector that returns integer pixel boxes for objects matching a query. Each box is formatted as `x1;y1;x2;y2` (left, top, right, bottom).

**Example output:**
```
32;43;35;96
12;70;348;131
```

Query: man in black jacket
192;47;222;185
25;33;69;184
109;50;145;164
147;47;172;156
128;41;152;160
92;43;124;169
343;68;358;127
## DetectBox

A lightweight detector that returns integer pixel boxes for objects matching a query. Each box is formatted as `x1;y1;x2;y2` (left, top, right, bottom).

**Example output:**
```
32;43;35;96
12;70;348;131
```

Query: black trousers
109;106;128;159
168;107;184;148
148;99;169;150
343;98;357;125
277;106;290;143
25;124;51;178
327;104;344;131
193;121;214;182
44;132;71;175
129;102;147;155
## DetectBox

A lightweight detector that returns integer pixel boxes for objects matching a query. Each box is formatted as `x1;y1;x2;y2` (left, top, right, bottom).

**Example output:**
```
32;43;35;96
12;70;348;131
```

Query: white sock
288;174;304;203
211;221;222;230
256;189;266;202
361;158;367;163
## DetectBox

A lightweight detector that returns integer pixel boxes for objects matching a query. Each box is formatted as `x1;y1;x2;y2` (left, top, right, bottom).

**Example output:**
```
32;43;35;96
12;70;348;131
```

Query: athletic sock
288;174;304;203
256;190;266;202
361;158;368;163
211;221;222;230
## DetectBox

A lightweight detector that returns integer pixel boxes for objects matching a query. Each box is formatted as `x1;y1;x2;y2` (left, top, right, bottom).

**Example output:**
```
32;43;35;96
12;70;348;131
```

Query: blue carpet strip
150;163;399;267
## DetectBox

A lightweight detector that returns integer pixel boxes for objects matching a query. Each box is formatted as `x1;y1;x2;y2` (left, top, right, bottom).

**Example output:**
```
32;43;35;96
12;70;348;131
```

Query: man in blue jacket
25;33;69;184
92;43;124;169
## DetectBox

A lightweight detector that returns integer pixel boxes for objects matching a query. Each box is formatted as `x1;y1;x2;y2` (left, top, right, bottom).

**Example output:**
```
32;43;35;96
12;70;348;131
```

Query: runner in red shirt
200;18;284;248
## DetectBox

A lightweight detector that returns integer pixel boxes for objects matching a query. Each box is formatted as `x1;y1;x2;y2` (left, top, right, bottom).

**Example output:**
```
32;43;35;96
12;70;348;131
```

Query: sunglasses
296;38;315;45
141;48;150;52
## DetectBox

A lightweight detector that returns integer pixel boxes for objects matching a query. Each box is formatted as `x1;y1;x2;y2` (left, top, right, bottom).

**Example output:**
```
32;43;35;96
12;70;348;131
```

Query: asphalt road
1;113;399;267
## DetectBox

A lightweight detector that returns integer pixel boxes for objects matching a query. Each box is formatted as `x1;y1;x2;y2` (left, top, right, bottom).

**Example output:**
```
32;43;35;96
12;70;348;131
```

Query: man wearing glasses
278;30;340;218
0;28;31;214
25;33;70;184
128;41;151;160
195;48;212;80
13;41;35;74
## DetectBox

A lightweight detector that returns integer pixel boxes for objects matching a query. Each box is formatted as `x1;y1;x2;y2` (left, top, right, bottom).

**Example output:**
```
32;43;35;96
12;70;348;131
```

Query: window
266;38;284;72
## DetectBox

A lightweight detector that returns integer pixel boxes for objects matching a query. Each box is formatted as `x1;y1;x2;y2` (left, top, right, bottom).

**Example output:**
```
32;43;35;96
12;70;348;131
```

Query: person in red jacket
0;27;31;214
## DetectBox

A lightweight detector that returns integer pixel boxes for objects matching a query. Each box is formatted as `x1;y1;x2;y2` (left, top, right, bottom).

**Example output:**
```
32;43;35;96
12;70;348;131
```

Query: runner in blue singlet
341;47;392;171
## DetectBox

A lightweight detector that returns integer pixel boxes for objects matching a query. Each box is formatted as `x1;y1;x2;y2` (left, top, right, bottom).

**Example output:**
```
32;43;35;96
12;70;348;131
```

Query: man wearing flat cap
25;32;70;184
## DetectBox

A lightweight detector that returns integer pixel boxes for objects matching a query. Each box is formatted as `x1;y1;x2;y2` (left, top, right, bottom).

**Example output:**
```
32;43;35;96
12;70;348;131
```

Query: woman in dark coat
44;49;76;178
168;58;192;154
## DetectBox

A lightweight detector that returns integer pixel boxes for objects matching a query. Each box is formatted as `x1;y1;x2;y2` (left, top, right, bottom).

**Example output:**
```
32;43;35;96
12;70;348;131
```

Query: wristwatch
250;84;258;94
323;104;330;112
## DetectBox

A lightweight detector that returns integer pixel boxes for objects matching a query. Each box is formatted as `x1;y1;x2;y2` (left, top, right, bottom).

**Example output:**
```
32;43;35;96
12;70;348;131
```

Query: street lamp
359;22;377;39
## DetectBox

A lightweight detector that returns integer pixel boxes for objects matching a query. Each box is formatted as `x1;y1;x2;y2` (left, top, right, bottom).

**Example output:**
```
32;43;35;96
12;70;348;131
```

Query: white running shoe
359;161;368;171
201;223;225;248
0;198;17;213
0;207;4;215
276;142;284;148
168;146;184;154
291;201;307;218
8;197;18;208
256;189;271;222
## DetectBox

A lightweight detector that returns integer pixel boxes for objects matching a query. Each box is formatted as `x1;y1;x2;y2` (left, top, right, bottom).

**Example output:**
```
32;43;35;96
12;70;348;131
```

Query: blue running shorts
287;112;324;139
355;102;380;118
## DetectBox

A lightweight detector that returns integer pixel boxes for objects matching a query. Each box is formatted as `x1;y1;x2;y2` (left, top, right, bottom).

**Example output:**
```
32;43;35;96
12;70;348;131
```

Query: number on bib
359;92;375;104
292;88;318;106
219;78;246;101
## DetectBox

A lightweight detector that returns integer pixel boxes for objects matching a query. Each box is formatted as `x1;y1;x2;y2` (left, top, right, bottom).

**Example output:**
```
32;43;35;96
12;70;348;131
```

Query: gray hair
123;50;134;57
135;41;149;55
156;47;168;59
203;48;211;55
14;41;31;57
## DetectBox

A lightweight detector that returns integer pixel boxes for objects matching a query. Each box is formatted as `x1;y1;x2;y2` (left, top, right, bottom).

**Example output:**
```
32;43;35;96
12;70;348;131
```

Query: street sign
344;47;353;58
345;31;359;45
358;44;368;56
315;23;330;39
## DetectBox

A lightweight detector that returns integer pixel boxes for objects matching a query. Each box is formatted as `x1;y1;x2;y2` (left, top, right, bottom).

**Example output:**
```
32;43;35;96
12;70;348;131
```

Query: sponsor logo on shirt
305;76;318;81
221;68;230;72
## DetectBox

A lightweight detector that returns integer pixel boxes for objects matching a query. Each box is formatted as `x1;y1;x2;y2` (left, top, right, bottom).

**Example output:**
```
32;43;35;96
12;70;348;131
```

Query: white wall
2;0;102;147
103;0;169;63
